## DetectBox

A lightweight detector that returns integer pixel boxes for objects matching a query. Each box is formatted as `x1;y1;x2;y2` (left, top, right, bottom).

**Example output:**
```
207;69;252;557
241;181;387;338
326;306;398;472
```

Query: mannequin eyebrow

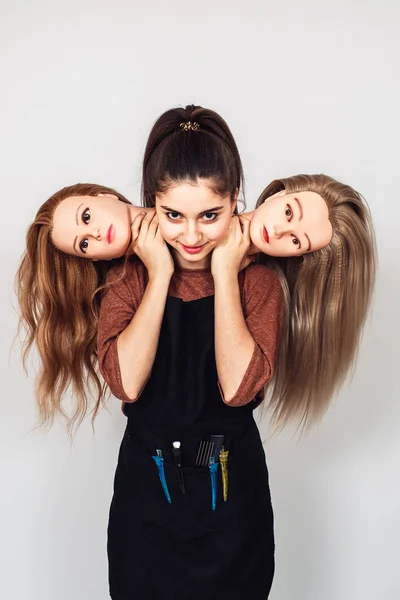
293;197;311;250
75;203;84;225
73;237;78;254
294;197;303;220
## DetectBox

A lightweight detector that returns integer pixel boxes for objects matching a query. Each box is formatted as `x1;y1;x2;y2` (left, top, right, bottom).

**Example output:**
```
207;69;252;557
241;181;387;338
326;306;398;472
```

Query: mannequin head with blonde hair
256;174;377;426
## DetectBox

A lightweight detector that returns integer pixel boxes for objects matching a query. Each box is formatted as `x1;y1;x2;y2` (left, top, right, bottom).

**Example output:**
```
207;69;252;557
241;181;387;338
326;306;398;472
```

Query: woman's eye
166;212;181;220
79;238;89;253
285;205;293;220
203;213;217;221
292;236;300;246
82;208;91;224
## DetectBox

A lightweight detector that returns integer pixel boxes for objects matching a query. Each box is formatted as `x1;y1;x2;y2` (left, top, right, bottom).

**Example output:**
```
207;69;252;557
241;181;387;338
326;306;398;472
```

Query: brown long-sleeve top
97;259;284;408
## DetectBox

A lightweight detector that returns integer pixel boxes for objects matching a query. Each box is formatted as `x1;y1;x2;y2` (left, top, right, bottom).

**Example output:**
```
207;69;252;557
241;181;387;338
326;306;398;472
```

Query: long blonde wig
16;183;131;432
258;174;377;428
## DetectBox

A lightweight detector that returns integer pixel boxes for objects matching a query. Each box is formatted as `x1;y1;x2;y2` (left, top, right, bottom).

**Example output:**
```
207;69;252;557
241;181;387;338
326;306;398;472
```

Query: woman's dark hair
141;104;244;210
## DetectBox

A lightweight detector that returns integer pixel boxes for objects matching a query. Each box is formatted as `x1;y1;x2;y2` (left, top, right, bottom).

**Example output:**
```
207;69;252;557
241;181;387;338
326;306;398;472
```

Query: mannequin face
249;190;333;257
52;194;133;260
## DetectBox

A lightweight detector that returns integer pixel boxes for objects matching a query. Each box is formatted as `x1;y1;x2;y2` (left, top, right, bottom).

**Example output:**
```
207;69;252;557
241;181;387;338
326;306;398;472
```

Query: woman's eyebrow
160;205;178;212
199;206;224;215
160;205;224;215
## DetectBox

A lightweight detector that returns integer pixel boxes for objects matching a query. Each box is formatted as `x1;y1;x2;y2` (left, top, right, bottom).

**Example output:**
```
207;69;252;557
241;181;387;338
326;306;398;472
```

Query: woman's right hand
130;211;174;281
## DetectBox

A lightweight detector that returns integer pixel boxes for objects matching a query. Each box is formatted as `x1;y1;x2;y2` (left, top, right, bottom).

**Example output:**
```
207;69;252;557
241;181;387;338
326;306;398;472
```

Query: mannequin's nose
274;224;291;239
92;226;102;240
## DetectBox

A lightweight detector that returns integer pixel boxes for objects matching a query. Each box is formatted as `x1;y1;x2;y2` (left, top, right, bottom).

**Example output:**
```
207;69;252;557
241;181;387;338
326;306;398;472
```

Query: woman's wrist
212;268;239;287
147;270;173;287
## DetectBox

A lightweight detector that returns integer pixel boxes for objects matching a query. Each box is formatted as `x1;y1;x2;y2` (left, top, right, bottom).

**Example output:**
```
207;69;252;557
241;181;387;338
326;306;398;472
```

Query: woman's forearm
214;273;255;403
117;275;171;400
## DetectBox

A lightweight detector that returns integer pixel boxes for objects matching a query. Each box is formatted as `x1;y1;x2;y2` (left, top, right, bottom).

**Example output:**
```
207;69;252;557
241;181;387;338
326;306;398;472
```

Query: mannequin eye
79;238;89;253
82;208;91;224
292;236;300;247
285;205;293;220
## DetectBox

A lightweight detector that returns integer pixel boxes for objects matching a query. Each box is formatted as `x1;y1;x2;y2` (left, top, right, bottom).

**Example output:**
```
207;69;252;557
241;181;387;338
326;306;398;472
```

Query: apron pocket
119;429;239;541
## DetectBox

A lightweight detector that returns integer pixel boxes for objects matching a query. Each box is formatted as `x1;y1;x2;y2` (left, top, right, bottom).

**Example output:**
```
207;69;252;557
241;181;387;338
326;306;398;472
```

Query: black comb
195;435;225;467
195;440;215;467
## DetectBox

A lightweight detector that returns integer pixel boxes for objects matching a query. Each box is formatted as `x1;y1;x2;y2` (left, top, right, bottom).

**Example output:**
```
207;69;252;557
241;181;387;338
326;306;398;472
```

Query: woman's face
250;190;333;257
52;194;133;260
156;179;236;269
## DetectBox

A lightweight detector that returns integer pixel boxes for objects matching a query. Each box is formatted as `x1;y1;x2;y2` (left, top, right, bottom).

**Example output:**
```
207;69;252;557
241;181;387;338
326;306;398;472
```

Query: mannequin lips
106;224;114;244
262;227;269;243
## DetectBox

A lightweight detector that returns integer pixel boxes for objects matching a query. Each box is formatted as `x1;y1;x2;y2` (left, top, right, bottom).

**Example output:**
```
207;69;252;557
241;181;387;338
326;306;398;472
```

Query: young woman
97;104;282;598
15;104;376;596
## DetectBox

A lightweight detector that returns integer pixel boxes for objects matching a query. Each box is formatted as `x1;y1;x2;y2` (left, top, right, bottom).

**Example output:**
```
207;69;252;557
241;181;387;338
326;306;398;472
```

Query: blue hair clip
209;456;219;511
152;449;172;504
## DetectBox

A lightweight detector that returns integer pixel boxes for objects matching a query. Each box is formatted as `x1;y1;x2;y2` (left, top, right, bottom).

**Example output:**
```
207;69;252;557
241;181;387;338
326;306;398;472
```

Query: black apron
108;295;275;599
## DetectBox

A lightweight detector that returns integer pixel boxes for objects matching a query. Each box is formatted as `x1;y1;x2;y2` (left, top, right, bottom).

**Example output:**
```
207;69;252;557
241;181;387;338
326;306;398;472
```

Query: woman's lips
262;226;269;243
106;224;114;244
180;243;206;255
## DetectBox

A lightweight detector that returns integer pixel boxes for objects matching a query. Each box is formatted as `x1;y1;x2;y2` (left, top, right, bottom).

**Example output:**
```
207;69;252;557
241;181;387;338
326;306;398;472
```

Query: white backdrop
1;1;399;598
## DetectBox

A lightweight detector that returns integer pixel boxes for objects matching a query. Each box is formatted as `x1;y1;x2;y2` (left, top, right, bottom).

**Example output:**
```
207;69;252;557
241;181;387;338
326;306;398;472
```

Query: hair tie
179;121;200;131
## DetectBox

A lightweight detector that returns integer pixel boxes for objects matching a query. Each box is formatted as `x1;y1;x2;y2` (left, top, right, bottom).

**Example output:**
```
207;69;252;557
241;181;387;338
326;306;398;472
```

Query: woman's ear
232;188;239;214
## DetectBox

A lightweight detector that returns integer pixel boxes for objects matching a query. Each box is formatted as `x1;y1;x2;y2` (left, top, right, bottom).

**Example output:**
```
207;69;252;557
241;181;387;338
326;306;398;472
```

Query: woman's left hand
211;215;251;278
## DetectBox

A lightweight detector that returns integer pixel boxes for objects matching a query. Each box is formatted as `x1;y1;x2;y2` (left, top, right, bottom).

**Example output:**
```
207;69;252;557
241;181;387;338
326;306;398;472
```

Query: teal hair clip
209;456;219;511
152;449;172;504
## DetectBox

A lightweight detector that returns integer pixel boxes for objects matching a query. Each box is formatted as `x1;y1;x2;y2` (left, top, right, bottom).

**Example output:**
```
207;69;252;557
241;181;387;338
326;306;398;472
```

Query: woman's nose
184;222;201;245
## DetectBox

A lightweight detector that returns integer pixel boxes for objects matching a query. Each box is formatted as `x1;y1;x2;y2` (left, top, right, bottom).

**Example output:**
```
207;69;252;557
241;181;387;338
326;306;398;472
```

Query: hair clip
179;121;200;131
219;449;229;502
172;441;186;495
152;449;172;504
209;456;219;511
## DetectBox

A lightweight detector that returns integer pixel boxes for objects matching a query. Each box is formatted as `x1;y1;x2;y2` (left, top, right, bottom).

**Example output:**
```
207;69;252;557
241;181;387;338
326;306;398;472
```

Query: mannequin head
250;189;332;257
254;174;365;261
259;174;377;426
16;183;131;431
52;190;134;260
